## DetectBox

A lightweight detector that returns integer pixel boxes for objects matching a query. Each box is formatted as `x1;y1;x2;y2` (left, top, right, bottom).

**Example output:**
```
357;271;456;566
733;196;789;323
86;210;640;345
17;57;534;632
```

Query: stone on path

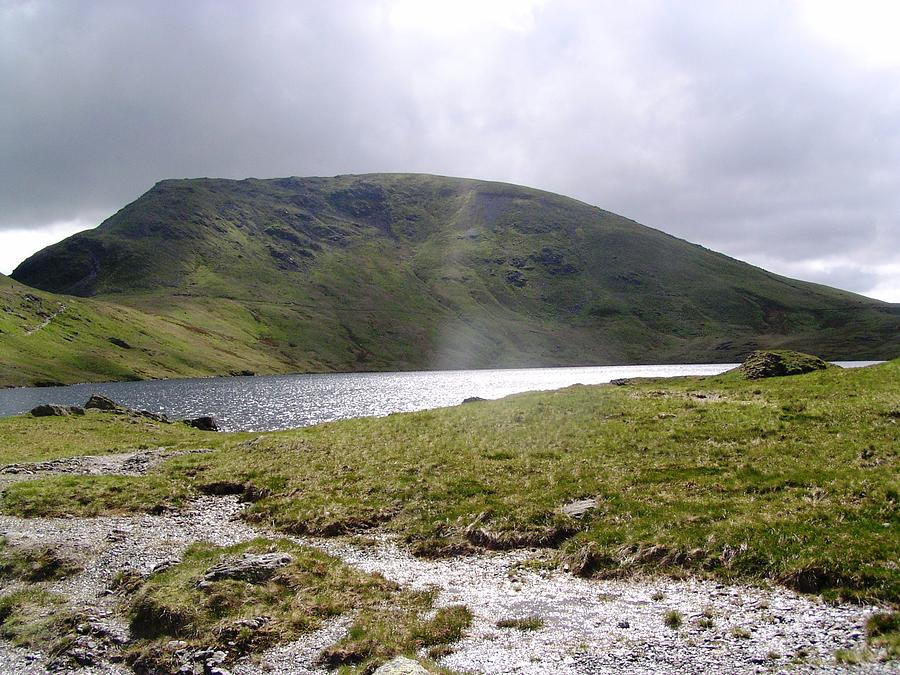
372;656;430;675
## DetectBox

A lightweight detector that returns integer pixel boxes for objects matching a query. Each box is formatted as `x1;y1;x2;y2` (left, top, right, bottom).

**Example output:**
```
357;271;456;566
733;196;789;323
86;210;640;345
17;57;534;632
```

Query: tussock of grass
0;589;79;653
663;610;683;629
124;538;470;673
835;647;871;664
0;537;80;581
1;474;190;517
322;604;472;671
866;611;900;659
697;607;715;629
496;616;544;631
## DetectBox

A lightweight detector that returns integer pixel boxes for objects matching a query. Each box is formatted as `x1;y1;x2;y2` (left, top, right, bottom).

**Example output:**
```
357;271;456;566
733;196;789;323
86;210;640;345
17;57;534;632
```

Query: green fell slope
0;274;294;387
8;173;900;385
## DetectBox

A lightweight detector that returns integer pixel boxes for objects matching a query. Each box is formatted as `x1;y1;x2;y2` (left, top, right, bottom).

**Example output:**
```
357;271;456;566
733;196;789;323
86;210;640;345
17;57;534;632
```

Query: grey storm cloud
1;0;899;300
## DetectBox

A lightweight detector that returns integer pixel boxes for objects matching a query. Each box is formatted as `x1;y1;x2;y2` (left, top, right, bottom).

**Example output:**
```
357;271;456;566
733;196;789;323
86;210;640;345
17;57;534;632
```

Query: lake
0;362;880;432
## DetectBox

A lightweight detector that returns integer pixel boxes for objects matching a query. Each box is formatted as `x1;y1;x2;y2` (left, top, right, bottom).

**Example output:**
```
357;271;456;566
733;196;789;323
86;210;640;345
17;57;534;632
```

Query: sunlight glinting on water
0;362;881;432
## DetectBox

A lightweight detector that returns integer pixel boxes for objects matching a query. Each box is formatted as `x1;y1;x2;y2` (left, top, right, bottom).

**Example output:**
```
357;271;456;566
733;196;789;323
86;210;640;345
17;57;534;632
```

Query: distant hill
0;274;289;387
7;173;899;386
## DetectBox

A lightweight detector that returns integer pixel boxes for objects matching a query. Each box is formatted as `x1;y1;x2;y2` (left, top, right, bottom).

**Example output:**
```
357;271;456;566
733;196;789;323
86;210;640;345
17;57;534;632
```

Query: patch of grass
866;611;900;659
124;538;469;673
496;616;544;631
0;537;80;581
0;409;244;465
731;627;751;639
0;275;296;389
321;604;472;673
413;605;473;645
1;474;191;517
835;647;871;664
0;589;79;653
427;644;454;660
663;610;683;629
110;569;144;595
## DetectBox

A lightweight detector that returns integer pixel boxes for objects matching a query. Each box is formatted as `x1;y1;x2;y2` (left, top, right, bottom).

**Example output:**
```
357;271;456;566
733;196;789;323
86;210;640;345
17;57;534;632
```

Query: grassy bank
1;361;898;606
0;410;245;464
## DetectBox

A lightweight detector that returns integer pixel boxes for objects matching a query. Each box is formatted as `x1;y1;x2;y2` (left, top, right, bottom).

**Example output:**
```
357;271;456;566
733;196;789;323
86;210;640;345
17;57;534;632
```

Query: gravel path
24;302;66;336
0;447;213;479
0;460;895;674
0;496;256;674
300;536;895;674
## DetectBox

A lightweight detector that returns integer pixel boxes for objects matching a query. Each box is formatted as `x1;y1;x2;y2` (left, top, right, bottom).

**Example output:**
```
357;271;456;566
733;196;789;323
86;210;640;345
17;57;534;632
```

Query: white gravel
0;489;895;674
300;536;897;674
231;616;354;675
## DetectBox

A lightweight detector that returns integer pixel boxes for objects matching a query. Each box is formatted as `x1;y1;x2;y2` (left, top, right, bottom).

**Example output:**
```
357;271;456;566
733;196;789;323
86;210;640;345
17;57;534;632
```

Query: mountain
8;173;899;385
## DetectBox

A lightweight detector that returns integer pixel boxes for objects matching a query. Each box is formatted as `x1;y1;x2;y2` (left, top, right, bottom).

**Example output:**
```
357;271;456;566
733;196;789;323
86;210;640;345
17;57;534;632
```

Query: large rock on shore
84;394;124;412
30;404;84;417
186;416;218;432
84;394;171;423
739;349;829;380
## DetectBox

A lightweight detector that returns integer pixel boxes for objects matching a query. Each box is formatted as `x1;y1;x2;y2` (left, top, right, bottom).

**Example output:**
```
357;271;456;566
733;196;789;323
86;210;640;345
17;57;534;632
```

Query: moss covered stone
739;349;829;379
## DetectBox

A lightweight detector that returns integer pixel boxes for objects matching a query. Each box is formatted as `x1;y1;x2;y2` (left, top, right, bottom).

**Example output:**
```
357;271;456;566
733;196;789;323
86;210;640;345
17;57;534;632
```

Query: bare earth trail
0;453;894;674
23;303;66;336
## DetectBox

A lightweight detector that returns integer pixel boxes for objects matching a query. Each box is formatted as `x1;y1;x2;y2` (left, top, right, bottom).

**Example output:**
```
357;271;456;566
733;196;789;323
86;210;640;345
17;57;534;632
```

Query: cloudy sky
2;0;898;301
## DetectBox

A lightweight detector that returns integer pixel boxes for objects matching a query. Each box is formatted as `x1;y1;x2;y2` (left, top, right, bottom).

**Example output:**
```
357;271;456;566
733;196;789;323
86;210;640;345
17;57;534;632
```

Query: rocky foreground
0;447;894;674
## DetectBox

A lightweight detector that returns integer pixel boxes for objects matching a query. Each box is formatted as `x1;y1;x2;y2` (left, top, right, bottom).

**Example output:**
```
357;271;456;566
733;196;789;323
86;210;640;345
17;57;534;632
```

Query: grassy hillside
0;275;298;387
7;174;899;386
